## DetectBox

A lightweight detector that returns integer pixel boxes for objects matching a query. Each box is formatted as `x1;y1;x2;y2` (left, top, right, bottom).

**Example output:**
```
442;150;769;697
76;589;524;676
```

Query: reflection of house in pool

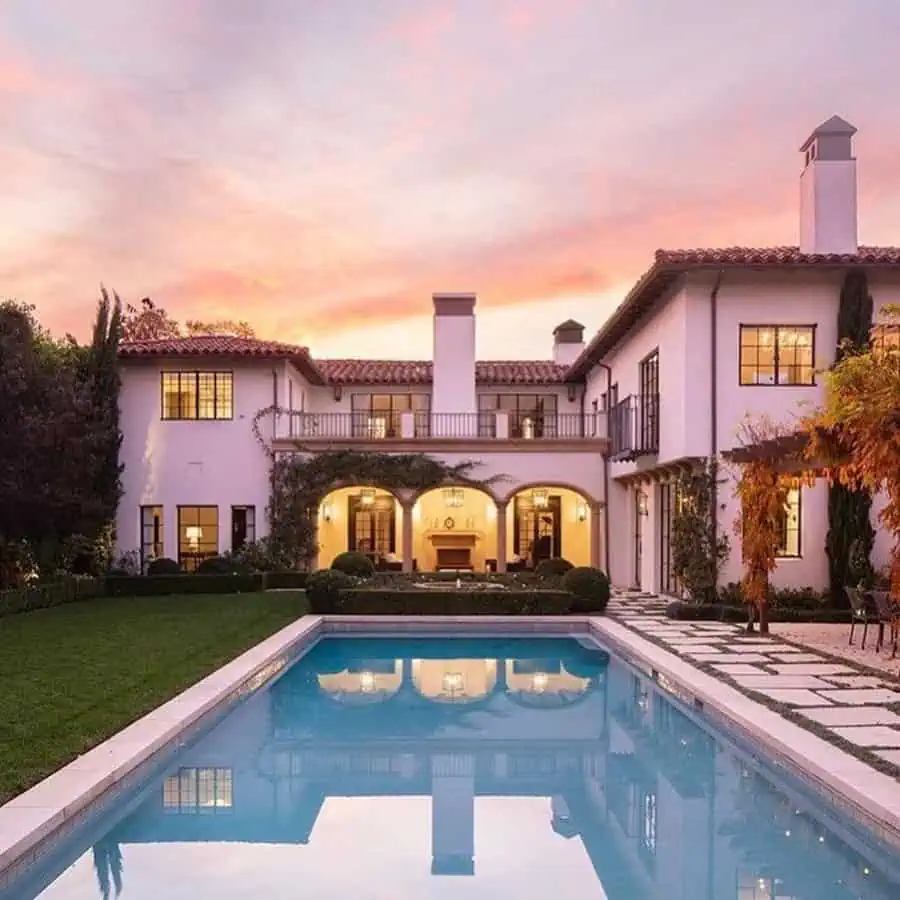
108;647;900;898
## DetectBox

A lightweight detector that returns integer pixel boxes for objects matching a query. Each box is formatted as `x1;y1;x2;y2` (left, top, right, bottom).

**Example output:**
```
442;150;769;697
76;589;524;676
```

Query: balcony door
513;495;562;564
633;490;645;589
638;350;659;452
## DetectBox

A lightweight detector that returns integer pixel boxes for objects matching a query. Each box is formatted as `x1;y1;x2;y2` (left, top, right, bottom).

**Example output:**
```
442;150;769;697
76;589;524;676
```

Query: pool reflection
24;638;900;900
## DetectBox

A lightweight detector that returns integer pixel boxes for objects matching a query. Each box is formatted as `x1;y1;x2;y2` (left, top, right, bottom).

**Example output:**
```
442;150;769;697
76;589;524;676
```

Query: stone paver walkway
607;591;900;773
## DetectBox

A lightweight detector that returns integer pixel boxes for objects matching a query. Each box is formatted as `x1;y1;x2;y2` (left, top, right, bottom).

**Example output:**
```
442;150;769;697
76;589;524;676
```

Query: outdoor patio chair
870;590;899;657
846;586;877;649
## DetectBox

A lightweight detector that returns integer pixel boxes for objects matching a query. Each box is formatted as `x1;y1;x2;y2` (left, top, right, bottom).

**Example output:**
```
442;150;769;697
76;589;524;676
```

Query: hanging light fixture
532;489;549;509
359;488;376;506
443;487;464;508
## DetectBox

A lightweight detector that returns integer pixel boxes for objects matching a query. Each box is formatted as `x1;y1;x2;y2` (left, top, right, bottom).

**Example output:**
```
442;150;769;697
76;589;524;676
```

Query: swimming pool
7;633;900;898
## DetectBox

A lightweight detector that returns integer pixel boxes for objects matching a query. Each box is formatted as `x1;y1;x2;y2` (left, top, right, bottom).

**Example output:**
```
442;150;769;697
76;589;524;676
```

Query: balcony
608;393;659;462
276;410;606;443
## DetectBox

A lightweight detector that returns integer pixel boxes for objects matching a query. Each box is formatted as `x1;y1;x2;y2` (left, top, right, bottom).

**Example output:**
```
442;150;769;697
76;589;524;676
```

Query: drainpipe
709;272;724;594
594;363;613;574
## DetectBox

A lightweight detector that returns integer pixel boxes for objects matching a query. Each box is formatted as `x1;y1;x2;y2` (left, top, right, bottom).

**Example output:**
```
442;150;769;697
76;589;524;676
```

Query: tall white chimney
799;115;858;255
432;293;476;425
552;319;585;366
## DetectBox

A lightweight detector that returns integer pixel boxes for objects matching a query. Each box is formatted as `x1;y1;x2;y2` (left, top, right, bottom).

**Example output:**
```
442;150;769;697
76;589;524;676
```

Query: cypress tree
826;269;875;602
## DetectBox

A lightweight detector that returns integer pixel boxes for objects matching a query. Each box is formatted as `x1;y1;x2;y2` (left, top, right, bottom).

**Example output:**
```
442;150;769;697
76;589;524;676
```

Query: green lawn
0;591;308;804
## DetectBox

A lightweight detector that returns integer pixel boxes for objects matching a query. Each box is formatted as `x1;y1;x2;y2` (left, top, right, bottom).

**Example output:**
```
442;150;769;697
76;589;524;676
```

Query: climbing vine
251;405;503;567
826;269;875;599
670;458;730;603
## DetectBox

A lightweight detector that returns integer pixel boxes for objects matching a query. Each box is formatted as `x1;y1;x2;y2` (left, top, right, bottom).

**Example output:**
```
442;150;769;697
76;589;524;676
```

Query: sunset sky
2;0;899;360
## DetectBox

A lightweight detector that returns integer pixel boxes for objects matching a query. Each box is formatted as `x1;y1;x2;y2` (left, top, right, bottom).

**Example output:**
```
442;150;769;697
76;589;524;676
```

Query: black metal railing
609;394;659;461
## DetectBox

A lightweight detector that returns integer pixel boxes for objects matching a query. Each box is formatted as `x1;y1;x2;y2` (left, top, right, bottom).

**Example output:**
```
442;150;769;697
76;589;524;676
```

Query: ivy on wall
670;458;730;603
825;268;875;599
252;406;502;567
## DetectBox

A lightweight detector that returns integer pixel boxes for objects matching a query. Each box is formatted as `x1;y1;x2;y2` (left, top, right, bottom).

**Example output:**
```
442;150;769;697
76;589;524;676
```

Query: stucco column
495;501;508;573
401;501;415;573
590;502;603;570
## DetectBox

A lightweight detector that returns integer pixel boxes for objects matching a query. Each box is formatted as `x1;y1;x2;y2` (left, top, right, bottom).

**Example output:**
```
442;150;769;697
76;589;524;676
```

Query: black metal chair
870;590;899;657
846;586;876;648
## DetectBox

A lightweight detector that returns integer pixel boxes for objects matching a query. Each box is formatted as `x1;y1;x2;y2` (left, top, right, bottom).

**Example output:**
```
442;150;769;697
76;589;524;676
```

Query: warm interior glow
185;526;202;544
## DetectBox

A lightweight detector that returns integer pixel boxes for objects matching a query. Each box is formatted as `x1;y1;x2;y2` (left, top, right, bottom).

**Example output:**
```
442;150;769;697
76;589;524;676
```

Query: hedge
0;578;105;619
665;601;852;624
312;588;574;616
104;570;308;597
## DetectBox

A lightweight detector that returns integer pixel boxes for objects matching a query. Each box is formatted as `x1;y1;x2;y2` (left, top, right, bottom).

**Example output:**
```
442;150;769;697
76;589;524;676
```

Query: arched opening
412;658;497;704
317;485;403;571
505;485;593;569
413;485;498;572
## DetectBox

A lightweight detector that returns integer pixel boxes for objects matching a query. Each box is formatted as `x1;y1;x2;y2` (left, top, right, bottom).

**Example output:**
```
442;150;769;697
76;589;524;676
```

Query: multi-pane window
231;506;255;552
776;485;802;558
140;505;164;571
163;767;233;813
348;495;396;556
739;326;815;386
658;483;680;595
177;506;219;571
477;394;559;438
638;350;659;451
161;372;233;420
350;394;430;438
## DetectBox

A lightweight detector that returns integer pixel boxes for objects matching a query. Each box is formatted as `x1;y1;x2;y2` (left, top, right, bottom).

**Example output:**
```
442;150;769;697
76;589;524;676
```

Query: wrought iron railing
609;394;659;461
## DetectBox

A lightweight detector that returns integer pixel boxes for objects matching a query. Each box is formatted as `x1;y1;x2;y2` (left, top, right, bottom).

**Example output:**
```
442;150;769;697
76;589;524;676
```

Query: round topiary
331;551;375;578
535;557;574;578
197;555;236;574
306;569;356;614
147;557;181;576
562;566;611;614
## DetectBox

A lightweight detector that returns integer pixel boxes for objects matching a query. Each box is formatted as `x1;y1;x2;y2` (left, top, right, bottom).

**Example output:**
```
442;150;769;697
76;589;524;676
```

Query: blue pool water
11;635;900;899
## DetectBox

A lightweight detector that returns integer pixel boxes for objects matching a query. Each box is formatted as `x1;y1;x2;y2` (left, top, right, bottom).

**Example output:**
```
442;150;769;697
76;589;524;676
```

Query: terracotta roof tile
118;336;326;383
566;244;900;379
118;338;567;385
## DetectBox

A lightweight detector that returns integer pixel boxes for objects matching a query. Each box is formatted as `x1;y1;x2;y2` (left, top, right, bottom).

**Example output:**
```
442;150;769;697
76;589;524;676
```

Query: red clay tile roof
118;336;327;384
566;245;900;379
118;338;567;385
317;359;567;385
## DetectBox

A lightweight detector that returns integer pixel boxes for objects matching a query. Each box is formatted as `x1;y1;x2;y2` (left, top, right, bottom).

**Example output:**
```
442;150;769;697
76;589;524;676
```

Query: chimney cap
433;292;476;316
553;319;585;343
799;115;857;152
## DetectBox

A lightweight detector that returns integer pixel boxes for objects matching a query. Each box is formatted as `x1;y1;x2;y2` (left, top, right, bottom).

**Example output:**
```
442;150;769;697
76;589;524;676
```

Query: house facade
116;115;900;593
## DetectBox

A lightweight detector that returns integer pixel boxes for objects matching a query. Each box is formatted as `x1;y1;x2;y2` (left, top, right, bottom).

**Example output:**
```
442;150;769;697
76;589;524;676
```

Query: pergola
721;427;848;476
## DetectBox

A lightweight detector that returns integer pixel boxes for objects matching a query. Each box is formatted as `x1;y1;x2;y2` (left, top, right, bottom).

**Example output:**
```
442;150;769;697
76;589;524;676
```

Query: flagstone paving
607;590;900;779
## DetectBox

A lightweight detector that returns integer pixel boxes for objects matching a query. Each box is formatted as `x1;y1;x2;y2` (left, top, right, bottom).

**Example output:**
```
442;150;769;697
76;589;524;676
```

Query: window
161;372;233;420
231;506;255;552
163;767;233;813
350;394;430;438
739;326;815;386
513;494;561;563
776;485;802;558
638;350;659;451
478;394;559;438
140;505;164;571
177;506;219;571
348;494;396;557
658;483;679;595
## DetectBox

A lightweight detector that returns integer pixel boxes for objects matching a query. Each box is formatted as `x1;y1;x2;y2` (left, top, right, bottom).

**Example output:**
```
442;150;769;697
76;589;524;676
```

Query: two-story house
117;298;608;575
569;115;900;594
116;115;900;594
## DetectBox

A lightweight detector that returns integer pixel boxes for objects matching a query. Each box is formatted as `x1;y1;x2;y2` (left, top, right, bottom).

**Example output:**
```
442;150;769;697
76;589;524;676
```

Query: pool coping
3;613;900;885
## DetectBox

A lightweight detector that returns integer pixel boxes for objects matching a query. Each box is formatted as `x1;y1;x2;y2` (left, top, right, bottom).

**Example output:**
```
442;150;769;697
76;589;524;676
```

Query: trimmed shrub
335;588;572;616
147;557;181;576
197;554;251;575
105;573;262;597
562;566;611;614
330;551;375;578
535;557;574;577
0;577;105;619
665;600;850;624
307;569;356;613
263;570;308;590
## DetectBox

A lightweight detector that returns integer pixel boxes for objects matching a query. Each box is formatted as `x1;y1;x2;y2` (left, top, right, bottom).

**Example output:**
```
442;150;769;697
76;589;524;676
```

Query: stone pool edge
591;617;900;850
0;614;326;882
4;611;900;883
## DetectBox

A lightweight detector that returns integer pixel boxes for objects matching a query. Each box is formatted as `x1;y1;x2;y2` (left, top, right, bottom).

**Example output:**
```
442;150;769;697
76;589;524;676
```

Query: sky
2;0;900;360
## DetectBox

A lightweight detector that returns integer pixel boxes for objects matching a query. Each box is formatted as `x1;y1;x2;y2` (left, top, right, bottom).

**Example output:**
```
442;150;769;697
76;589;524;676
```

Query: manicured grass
0;591;307;804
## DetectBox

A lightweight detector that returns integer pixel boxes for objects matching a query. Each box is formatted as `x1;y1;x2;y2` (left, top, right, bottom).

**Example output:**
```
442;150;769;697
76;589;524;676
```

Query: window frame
638;348;660;451
140;505;164;572
738;325;817;387
160;371;234;421
478;393;560;438
775;484;802;559
231;505;256;552
350;393;431;438
177;505;219;571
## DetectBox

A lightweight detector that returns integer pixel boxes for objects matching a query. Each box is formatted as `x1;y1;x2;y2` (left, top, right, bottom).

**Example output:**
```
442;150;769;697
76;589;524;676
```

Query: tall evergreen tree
826;269;875;601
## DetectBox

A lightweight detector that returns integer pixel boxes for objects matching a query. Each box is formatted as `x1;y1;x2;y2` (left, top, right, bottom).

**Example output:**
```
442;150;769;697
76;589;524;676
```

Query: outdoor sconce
321;501;334;522
532;489;549;509
333;385;343;402
443;487;464;508
185;526;202;547
576;501;588;522
359;488;375;506
637;491;649;517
